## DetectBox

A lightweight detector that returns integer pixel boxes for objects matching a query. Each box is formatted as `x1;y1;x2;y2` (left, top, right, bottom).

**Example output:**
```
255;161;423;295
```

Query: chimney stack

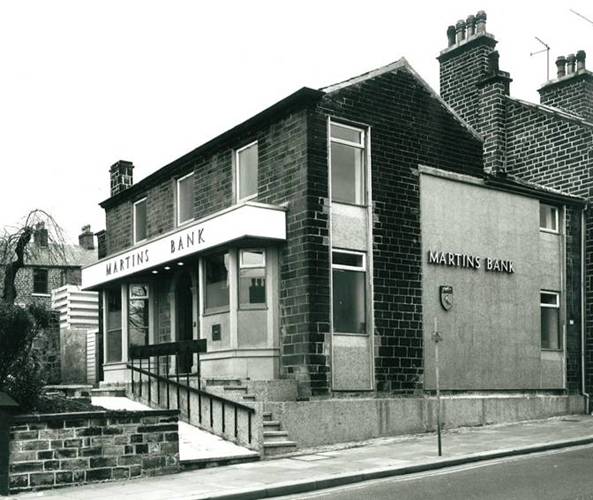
110;160;134;197
539;50;593;123
78;225;95;250
33;222;48;247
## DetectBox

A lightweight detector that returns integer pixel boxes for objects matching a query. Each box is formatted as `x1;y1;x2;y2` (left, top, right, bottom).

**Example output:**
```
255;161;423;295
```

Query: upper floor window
33;268;48;294
177;172;195;225
133;198;147;243
330;122;366;205
540;203;559;233
236;141;258;202
541;291;561;350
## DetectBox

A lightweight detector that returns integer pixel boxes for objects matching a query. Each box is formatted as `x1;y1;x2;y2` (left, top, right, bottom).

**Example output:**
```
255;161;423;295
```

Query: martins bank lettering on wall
427;250;514;274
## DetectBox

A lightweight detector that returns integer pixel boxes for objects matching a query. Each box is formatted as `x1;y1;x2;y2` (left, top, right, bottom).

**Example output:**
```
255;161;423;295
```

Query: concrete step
262;411;273;421
205;378;245;387
180;452;260;470
262;440;298;457
263;420;281;428
242;394;256;401
223;386;248;393
263;430;289;442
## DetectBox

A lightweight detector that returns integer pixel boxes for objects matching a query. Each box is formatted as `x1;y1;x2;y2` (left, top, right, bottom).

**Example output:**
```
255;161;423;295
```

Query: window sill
239;304;267;311
203;307;230;317
541;348;563;352
236;194;258;204
331;200;368;209
32;293;50;297
539;228;559;235
333;331;369;336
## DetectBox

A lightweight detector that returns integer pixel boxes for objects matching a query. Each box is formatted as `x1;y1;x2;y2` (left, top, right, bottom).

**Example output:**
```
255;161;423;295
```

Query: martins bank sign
81;203;286;289
427;250;515;274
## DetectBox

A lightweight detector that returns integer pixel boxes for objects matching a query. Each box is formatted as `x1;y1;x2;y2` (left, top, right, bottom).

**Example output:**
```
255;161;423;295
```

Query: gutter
582;208;590;413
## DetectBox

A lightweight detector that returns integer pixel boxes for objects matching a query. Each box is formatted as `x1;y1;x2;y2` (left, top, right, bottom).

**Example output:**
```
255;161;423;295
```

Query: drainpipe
581;208;590;414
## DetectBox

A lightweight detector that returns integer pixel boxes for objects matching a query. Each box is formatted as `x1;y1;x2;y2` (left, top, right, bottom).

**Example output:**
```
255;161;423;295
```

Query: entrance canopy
82;202;286;290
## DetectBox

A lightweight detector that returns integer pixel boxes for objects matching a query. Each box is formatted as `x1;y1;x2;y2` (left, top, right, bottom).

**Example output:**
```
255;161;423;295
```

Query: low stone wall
263;394;585;449
8;409;179;493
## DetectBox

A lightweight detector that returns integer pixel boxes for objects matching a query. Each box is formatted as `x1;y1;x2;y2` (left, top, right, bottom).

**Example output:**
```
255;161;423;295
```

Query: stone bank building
82;11;588;448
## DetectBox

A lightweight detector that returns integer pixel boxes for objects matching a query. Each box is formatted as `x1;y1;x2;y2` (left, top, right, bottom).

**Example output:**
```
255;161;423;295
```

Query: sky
1;1;592;243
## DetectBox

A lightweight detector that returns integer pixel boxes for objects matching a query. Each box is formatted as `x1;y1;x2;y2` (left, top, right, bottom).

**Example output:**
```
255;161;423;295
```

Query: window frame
540;290;561;350
203;251;230;315
32;267;49;295
331;249;367;335
133;197;147;244
238;248;267;310
128;283;149;348
105;287;123;363
235;140;259;203
176;172;195;227
329;121;367;206
539;203;559;234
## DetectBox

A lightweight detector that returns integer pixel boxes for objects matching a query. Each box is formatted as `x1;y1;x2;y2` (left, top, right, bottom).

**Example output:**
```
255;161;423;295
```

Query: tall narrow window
177;172;195;225
332;250;366;334
540;204;559;233
236;141;258;202
129;284;149;348
239;249;266;307
330;122;366;205
106;287;122;362
133;198;147;243
204;252;230;312
541;291;561;349
33;268;49;294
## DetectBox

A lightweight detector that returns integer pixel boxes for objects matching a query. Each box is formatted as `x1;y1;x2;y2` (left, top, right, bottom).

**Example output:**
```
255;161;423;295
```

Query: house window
236;141;258;202
204;252;230;313
330;122;366;205
133;198;147;243
106;287;122;362
32;268;48;294
540;204;559;233
177;172;195;225
129;284;149;348
239;249;266;307
332;250;366;334
541;291;561;349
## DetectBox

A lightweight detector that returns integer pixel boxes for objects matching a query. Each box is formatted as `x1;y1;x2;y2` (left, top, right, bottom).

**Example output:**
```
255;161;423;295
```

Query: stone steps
262;440;298;457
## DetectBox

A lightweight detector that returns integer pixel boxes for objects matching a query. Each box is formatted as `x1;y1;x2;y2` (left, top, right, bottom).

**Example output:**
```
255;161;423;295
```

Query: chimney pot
447;25;456;47
455;20;466;43
576;50;586;71
475;10;487;33
555;56;567;78
567;53;576;74
466;15;476;37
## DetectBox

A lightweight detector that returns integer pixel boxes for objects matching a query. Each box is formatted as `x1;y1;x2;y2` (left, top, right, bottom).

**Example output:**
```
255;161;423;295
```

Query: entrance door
175;271;194;373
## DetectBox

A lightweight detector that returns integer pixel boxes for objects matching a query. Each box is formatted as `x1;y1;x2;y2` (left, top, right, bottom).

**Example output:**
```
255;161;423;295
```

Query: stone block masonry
8;409;179;493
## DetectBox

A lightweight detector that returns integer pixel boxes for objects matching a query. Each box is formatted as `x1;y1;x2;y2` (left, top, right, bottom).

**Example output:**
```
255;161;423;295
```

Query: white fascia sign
82;203;286;289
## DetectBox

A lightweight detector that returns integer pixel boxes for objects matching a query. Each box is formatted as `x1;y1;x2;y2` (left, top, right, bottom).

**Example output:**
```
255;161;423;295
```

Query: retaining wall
263;394;585;449
7;409;179;493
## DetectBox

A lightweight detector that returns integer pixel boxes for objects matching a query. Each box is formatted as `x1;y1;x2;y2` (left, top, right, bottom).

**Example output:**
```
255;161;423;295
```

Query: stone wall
8;409;179;493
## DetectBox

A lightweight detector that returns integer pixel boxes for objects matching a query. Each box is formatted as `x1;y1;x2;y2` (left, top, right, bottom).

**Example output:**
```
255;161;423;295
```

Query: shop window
106;287;122;362
540;204;559;233
32;268;48;294
133;198;147;243
177;172;195;225
129;284;149;348
330;122;366;205
236;141;258;202
239;249;266;308
332;250;366;334
541;291;561;349
204;252;230;313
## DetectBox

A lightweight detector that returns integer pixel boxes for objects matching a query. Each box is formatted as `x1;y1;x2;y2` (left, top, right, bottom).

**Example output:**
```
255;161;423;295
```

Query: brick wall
105;201;133;255
311;66;483;393
539;74;593;124
8;409;179;493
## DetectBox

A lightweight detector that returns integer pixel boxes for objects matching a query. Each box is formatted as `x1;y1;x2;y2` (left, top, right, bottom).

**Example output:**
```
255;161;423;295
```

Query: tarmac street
282;444;593;500
8;415;593;500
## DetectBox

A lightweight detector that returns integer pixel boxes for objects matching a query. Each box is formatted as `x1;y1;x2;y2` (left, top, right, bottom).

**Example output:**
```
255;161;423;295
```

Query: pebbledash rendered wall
438;11;591;394
8;409;179;493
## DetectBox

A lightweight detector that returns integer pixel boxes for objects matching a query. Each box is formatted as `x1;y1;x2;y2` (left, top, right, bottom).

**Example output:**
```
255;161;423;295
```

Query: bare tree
1;209;68;305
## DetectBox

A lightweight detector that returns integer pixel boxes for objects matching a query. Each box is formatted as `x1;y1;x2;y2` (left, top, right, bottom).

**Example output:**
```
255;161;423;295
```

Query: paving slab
8;414;593;500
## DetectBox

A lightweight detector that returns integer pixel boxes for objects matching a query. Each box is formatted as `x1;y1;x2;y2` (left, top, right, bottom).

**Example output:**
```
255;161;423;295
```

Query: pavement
9;414;593;500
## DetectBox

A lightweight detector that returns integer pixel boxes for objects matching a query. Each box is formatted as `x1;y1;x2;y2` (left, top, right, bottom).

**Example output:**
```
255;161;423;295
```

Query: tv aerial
530;37;551;81
569;9;593;26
